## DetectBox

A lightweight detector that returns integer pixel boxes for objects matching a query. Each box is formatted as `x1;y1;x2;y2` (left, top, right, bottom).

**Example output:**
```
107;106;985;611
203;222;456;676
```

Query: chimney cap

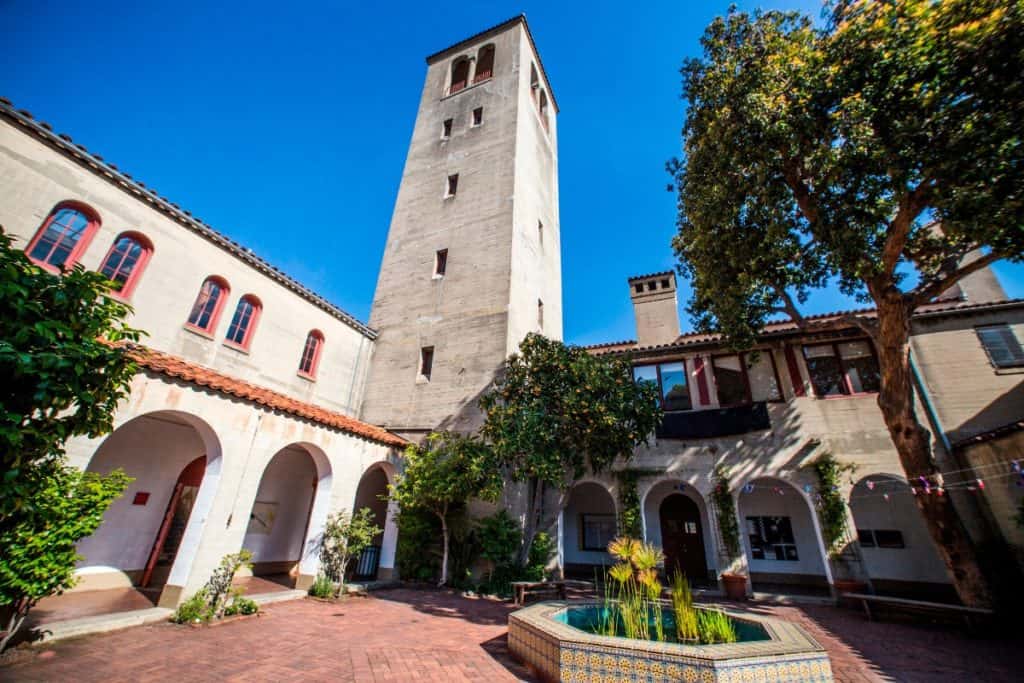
627;270;675;283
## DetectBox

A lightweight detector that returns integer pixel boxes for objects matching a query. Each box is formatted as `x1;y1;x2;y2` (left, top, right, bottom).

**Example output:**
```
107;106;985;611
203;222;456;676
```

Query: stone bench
843;592;993;630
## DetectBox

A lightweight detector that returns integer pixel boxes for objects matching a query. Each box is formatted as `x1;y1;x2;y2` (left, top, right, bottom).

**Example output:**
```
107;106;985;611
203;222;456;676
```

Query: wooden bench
843;593;993;630
511;580;567;606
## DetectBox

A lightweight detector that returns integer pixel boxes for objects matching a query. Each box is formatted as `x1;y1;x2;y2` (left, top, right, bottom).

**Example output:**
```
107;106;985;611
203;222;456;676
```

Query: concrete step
32;607;173;644
249;589;306;606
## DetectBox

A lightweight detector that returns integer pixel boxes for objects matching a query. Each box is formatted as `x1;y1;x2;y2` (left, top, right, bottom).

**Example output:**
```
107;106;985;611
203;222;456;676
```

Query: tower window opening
446;174;459;197
474;45;495;82
538;299;544;329
538;89;550;131
538;220;544;246
472;107;483;126
420;346;435;380
434;248;448;277
449;58;470;95
442;118;453;138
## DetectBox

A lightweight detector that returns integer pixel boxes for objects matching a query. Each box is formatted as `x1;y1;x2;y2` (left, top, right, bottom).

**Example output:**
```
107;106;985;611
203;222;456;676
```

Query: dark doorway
142;455;206;588
659;494;707;582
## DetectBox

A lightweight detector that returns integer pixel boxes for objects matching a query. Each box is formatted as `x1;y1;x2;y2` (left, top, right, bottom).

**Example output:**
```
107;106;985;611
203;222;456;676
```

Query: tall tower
361;16;562;439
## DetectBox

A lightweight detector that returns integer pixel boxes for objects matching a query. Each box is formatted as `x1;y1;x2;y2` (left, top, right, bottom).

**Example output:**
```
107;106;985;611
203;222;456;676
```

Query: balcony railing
655;402;771;440
473;70;492;83
448;80;467;96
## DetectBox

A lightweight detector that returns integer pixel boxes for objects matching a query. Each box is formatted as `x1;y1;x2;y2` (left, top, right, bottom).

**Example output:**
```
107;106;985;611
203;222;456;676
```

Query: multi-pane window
976;325;1024;368
634;362;692;411
434;248;448;277
26;203;100;270
420;346;435;380
581;514;616;551
225;295;261;349
298;330;324;378
712;352;782;406
857;529;905;549
802;340;880;396
186;276;229;333
746;516;798;561
99;233;152;297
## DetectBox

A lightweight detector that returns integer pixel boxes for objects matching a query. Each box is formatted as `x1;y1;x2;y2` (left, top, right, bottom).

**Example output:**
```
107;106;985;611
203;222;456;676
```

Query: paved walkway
2;589;1019;682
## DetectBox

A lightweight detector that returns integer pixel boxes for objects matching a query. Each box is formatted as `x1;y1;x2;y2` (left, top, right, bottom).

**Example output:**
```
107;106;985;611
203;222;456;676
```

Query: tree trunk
438;512;449;587
873;299;994;608
517;478;545;567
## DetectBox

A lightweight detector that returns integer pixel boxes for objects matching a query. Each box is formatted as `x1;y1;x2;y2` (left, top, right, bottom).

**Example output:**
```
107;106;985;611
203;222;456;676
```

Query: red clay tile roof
119;343;406;448
0;98;376;340
588;298;1024;356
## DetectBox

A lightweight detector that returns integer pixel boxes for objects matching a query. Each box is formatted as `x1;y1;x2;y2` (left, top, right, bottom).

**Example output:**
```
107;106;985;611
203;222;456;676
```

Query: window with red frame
298;330;324;377
802;341;880;396
186;277;230;333
474;45;495;82
26;202;100;270
225;295;261;348
98;233;152;297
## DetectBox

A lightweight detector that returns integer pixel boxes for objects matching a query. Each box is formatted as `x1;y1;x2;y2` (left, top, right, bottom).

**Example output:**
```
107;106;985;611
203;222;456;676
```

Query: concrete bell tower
361;16;562;439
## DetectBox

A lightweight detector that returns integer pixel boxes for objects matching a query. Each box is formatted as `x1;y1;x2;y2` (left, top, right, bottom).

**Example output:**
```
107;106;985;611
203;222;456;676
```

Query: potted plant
720;570;748;601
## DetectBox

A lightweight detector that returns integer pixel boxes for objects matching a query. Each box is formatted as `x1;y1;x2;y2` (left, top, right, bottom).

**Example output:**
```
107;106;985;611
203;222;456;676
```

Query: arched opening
850;474;954;601
449;57;470;94
97;231;154;299
240;443;331;592
642;480;715;585
24;200;101;272
561;482;616;579
737;477;829;596
474;44;495;82
538;89;550;131
225;294;262;350
186;275;230;334
32;411;223;624
351;463;396;580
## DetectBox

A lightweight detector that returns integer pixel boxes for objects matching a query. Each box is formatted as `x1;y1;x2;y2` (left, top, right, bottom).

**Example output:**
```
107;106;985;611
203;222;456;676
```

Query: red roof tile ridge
116;342;406;447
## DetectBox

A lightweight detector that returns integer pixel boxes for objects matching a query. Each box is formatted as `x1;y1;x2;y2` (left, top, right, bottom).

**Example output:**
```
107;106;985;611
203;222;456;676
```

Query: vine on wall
616;471;643;538
710;466;741;560
811;453;856;555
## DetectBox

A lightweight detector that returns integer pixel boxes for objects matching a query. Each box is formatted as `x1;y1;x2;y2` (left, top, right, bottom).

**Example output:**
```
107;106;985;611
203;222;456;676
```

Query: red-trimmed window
298;330;325;378
98;232;153;298
474;44;495;82
225;295;261;349
802;340;880;397
25;201;101;271
633;361;692;411
186;276;230;333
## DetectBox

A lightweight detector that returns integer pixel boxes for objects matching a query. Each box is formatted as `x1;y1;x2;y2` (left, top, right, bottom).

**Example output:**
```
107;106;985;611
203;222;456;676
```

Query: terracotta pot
720;573;748;601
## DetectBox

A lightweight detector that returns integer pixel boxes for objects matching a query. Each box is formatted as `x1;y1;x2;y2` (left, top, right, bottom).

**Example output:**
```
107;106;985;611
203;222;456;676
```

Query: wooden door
659;494;707;582
141;456;206;587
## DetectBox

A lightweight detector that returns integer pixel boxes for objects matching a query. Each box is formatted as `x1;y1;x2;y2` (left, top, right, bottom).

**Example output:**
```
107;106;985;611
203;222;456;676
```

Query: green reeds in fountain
671;570;699;642
697;607;738;644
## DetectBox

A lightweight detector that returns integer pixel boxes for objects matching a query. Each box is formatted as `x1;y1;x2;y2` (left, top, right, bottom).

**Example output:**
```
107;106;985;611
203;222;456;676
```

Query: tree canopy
480;333;661;564
672;0;1023;347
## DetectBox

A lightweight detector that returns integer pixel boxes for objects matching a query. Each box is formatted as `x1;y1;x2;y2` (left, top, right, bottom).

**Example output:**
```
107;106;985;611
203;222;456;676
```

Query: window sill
432;274;444;281
441;77;491;100
814;392;879;400
222;340;251;355
297;371;317;383
994;365;1024;375
28;258;68;275
416;374;430;384
183;324;216;341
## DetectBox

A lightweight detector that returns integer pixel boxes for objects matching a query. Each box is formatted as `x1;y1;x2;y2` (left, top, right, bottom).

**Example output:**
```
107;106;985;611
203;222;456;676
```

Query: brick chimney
629;271;680;347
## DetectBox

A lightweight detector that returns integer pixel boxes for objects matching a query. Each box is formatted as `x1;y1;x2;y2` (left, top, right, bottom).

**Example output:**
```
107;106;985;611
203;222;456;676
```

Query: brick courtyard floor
1;588;1019;682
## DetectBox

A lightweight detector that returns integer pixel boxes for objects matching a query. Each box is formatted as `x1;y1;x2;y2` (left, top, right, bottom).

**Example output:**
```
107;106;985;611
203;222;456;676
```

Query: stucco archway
352;461;398;580
560;481;617;578
642;479;716;584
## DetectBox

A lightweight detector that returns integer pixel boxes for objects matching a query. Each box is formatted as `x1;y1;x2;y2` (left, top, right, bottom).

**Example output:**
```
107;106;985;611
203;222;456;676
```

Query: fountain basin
509;601;833;682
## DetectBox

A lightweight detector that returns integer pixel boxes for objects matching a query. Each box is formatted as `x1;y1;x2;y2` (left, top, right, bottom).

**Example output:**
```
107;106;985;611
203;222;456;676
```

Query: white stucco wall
737;481;827;577
562;482;616;566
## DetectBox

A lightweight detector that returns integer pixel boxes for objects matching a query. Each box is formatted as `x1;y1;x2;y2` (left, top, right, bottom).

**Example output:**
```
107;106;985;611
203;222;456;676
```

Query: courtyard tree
670;1;1023;607
0;465;131;652
0;227;142;523
390;431;502;586
318;508;381;597
480;333;661;567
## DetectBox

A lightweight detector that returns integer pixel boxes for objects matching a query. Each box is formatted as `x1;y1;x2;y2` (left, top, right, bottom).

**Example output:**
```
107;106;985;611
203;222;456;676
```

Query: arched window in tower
186;276;230;334
225;295;262;349
538;89;550;131
298;330;325;378
450;57;470;95
25;201;101;271
474;44;495;83
98;232;153;298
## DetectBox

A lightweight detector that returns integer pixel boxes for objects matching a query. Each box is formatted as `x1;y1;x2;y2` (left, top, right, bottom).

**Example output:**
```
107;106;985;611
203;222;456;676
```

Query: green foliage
223;595;258;617
319;508;381;597
395;507;440;582
525;531;554;581
671;1;1024;348
473;512;552;596
0;465;131;650
671;571;699;642
0;228;142;523
710;467;741;560
390;431;501;586
616;471;643;538
172;589;211;624
204;550;253;619
811;454;856;555
480;334;661;562
696;608;738;644
477;509;522;568
308;573;335;599
604;537;665;642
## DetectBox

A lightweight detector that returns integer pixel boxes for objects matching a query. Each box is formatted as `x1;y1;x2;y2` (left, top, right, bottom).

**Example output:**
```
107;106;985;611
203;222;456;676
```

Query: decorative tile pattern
508;601;834;683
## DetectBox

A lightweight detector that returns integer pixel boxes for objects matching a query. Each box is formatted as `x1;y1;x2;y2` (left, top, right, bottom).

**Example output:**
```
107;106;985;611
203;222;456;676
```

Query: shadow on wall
952;381;1024;443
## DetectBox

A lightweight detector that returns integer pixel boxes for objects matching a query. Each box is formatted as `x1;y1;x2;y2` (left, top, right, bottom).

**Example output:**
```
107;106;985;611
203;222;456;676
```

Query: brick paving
2;588;1019;682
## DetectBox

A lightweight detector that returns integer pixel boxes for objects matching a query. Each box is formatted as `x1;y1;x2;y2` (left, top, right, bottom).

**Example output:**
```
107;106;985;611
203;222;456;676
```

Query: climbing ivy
617;471;642;538
811;454;856;555
710;466;741;559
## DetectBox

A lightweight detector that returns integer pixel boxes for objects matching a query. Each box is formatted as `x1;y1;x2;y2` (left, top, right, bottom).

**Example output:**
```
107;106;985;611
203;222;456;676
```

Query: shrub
319;508;381;597
395;507;440;581
224;596;259;617
172;589;211;624
308;573;335;599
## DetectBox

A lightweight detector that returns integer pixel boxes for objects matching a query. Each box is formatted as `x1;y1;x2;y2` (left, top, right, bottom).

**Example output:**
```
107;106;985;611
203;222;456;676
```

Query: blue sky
2;1;1021;345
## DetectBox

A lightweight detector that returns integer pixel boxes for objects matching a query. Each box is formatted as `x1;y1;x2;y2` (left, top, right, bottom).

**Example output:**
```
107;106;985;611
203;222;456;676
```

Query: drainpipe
909;350;952;455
